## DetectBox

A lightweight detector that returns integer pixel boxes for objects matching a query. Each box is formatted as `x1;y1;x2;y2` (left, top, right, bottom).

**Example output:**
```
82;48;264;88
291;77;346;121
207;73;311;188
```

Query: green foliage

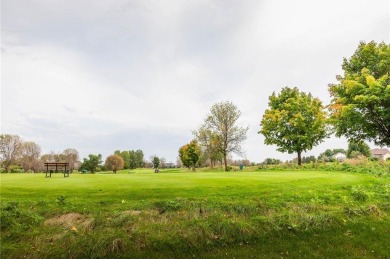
0;201;43;232
329;41;390;146
318;149;346;161
257;159;390;176
179;140;201;171
262;158;282;165
80;154;102;173
56;195;66;205
114;150;144;169
193;126;223;167
151;156;160;169
9;165;24;173
346;140;371;158
260;87;328;165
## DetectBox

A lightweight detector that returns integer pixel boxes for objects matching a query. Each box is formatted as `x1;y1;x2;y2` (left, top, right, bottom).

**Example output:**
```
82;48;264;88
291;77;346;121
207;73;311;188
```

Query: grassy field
1;169;389;258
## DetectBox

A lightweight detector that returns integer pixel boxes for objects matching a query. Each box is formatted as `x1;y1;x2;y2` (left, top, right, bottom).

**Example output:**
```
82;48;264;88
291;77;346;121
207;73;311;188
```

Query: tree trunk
224;153;228;171
297;151;302;166
5;161;12;173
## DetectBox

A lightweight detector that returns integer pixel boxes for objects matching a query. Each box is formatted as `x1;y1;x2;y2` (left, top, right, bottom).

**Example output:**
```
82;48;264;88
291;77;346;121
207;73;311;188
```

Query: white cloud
1;0;389;162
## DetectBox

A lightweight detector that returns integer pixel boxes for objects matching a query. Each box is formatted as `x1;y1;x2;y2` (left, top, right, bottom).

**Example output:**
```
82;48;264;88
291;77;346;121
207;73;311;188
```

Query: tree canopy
179;140;201;171
114;149;144;169
80;154;102;173
318;148;346;162
329;41;390;146
151;156;160;169
259;87;328;165
346;141;371;158
0;134;22;172
204;101;248;171
105;154;124;173
193;125;223;167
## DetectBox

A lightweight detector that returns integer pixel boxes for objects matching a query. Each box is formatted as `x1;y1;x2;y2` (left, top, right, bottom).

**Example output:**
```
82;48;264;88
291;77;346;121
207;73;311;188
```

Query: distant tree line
0;134;148;173
114;150;144;169
2;42;388;171
0;134;80;173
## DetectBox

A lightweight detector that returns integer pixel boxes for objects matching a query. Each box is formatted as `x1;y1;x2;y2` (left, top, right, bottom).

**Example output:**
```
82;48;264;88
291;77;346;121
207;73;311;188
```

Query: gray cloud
1;0;389;162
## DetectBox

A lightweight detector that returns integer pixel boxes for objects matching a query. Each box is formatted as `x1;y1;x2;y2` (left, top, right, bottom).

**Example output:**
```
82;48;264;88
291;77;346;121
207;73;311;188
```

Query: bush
256;160;389;176
10;166;24;173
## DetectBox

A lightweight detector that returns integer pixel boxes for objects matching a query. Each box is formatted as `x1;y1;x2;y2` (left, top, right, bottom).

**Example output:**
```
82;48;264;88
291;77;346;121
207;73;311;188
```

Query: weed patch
44;213;95;233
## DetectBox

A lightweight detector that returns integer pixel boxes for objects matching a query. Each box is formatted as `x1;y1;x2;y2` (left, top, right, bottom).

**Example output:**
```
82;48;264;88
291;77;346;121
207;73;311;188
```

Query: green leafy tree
179;140;201;171
193;125;223;167
151;156;160;169
302;156;316;164
114;150;130;169
259;87;328;165
329;41;390;146
346;141;371;158
114;149;144;169
204;101;248;171
80;154;102;173
263;158;282;165
135;150;145;168
105;155;124;173
318;148;346;161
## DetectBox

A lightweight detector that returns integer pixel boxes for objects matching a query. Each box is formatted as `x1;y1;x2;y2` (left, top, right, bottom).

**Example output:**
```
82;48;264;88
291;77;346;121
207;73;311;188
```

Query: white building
334;152;347;162
371;148;390;160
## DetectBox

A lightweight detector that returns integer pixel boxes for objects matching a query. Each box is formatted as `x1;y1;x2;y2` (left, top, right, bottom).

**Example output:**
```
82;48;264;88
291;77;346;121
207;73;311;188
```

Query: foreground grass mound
1;170;389;258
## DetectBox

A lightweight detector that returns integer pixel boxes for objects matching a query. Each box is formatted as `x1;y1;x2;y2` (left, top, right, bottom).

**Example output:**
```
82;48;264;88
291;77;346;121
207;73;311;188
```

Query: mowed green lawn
1;169;389;258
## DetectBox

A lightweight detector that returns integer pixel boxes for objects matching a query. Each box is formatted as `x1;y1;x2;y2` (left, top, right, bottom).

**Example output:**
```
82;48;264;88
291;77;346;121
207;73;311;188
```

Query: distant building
334;152;346;162
164;162;176;168
371;148;390;160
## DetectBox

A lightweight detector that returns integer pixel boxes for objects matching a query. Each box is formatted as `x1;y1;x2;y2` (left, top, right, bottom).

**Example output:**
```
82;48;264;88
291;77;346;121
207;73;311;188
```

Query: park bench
44;162;70;178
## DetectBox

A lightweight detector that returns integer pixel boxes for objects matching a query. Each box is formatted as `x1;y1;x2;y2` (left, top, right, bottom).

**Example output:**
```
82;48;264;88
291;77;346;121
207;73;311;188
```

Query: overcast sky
1;0;389;163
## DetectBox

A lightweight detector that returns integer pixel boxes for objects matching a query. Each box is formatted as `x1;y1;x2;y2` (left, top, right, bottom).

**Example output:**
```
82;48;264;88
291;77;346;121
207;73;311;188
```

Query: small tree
151;156;160;169
204;101;248;171
80;154;102;173
179;140;201;171
259;87;328;165
346;141;371;158
160;157;166;168
0;134;22;173
62;148;80;171
105;155;124;173
193;125;223;168
20;141;41;172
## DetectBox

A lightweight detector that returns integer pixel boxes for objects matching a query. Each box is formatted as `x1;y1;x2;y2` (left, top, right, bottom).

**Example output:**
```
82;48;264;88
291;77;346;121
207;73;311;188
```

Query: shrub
10;166;24;173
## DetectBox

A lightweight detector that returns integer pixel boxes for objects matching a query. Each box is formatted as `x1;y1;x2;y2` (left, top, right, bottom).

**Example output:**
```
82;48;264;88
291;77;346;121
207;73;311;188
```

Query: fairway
1;170;389;258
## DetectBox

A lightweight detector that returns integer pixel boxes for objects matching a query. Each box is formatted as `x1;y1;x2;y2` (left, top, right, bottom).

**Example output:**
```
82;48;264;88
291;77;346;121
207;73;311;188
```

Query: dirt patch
121;210;142;216
367;204;382;216
44;213;94;232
